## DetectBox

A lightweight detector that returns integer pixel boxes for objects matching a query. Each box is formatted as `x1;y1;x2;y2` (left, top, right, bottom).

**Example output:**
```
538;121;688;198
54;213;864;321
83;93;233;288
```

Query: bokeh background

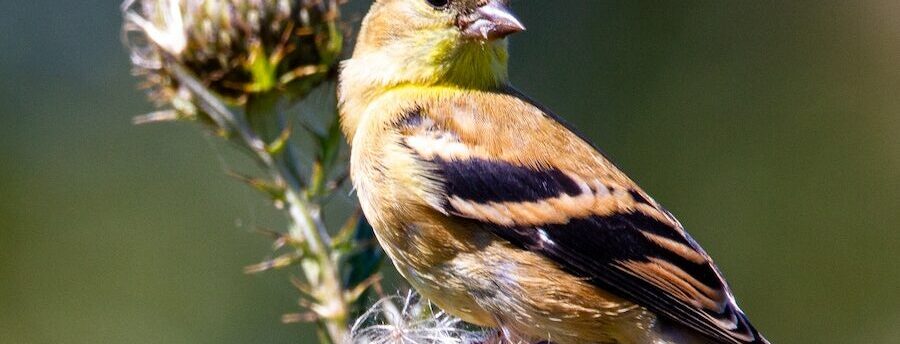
1;1;898;343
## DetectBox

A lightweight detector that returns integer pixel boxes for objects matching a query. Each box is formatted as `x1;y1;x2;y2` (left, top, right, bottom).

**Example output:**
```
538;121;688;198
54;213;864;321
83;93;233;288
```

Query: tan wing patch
446;174;656;227
446;175;682;230
640;232;709;265
619;258;726;312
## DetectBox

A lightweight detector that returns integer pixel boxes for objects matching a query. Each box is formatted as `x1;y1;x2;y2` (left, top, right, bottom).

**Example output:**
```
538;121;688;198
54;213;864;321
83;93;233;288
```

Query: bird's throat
339;38;509;140
431;39;510;89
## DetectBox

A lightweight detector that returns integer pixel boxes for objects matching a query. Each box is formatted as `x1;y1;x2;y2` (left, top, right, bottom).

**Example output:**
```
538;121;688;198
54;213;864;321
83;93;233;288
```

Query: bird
338;0;769;343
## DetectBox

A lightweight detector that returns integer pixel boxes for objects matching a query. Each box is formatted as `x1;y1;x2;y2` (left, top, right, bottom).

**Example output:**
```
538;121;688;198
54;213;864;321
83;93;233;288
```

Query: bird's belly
392;254;499;327
449;241;659;344
364;214;498;327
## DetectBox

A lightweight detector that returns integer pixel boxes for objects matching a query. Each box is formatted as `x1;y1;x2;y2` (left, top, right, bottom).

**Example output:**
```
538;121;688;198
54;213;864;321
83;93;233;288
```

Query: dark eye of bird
426;0;449;8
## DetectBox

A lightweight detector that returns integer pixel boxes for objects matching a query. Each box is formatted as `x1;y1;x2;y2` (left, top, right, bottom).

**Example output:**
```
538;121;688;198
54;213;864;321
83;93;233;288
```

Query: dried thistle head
123;0;342;113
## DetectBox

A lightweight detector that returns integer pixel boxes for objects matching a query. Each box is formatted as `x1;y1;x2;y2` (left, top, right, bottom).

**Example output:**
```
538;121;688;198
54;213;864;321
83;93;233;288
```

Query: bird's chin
459;36;509;51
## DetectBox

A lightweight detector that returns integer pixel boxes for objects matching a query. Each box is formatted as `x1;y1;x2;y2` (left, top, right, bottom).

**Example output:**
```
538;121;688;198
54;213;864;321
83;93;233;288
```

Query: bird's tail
652;320;771;344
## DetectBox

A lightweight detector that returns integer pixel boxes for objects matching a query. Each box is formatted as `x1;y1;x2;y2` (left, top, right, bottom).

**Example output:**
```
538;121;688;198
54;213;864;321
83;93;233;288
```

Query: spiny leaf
253;227;305;251
266;123;293;155
345;274;382;303
279;64;329;85
244;251;303;274
331;211;363;250
290;275;315;299
282;312;319;324
226;170;285;201
132;110;182;125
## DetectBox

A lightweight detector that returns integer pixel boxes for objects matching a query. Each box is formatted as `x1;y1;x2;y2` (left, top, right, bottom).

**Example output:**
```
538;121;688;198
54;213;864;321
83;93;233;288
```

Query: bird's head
345;0;525;89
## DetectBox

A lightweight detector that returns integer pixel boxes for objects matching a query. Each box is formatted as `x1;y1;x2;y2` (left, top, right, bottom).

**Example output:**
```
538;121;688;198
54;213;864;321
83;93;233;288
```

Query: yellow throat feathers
340;31;510;139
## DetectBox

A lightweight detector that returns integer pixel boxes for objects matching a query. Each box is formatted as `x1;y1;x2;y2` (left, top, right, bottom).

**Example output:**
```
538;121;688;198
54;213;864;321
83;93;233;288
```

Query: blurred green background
1;1;897;343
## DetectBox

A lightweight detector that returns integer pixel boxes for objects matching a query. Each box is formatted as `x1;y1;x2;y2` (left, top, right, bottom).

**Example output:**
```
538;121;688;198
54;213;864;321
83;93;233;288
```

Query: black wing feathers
435;157;583;203
422;156;766;344
486;215;762;344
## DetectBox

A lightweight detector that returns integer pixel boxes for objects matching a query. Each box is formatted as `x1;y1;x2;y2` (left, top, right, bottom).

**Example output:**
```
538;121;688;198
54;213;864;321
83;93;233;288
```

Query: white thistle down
348;292;501;344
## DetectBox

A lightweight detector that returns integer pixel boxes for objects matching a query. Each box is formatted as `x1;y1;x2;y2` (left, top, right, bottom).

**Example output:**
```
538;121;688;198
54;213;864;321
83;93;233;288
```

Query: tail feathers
653;318;769;344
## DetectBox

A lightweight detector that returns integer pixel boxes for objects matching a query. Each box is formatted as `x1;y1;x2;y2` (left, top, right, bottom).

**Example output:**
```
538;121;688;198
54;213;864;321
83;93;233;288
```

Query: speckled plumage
339;1;767;343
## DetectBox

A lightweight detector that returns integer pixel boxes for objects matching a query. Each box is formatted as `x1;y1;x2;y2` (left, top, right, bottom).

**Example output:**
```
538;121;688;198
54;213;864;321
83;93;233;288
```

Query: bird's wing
398;93;767;344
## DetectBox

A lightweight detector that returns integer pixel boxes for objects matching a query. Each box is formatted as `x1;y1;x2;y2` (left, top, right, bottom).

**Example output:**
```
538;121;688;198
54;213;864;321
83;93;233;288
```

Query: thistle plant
122;1;382;343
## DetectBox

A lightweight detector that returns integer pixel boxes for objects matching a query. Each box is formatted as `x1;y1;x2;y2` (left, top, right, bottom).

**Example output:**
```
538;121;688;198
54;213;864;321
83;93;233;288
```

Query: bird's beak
459;0;525;41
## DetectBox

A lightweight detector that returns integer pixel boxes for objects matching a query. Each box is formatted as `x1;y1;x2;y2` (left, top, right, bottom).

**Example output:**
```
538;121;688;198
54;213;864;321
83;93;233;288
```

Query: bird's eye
426;0;449;8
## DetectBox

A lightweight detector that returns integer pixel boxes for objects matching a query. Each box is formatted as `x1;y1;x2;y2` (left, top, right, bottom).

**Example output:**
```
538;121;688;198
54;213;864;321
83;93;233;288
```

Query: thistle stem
243;102;349;344
171;64;349;343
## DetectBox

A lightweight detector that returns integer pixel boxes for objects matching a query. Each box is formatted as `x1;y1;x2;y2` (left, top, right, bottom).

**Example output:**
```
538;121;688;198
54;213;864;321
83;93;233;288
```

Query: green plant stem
171;64;349;343
246;100;349;344
286;189;348;344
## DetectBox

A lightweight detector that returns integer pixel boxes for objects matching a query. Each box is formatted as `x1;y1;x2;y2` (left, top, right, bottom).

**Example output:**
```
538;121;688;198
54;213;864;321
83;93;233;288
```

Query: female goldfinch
339;1;768;343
